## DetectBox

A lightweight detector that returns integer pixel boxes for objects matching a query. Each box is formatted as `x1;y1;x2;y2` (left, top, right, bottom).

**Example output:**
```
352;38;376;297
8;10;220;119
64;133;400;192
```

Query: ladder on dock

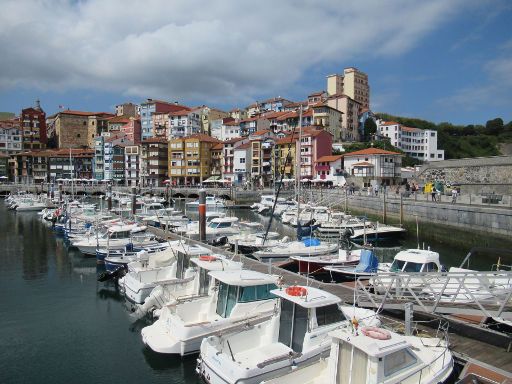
355;270;512;320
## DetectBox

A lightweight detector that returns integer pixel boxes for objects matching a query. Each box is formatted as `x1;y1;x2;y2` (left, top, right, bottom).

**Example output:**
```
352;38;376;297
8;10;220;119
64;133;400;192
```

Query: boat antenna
415;215;419;249
262;107;301;245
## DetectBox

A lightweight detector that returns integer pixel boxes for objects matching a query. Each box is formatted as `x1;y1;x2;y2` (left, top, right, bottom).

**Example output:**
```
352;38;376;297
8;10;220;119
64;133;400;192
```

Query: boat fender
285;286;307;297
199;255;218;262
361;327;391;340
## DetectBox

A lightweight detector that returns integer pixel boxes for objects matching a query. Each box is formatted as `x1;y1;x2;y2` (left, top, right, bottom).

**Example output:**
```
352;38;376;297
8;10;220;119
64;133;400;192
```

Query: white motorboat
261;326;453;384
197;285;380;384
291;248;363;275
350;222;406;243
173;212;226;235
325;248;442;281
133;253;243;319
140;270;278;356
253;238;338;262
15;197;48;211
183;217;240;241
72;224;156;256
228;232;288;254
186;196;225;209
121;241;209;304
288;206;331;227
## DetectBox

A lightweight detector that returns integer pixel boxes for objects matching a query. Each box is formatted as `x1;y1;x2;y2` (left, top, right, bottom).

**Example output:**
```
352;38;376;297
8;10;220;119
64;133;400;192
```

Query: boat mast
69;148;74;199
296;105;303;218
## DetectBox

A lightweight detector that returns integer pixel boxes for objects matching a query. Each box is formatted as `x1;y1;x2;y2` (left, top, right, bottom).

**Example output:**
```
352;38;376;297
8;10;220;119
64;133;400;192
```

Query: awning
204;176;220;182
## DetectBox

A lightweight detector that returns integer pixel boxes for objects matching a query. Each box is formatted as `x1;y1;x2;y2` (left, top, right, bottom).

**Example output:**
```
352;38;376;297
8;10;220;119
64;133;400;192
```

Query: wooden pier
149;227;512;373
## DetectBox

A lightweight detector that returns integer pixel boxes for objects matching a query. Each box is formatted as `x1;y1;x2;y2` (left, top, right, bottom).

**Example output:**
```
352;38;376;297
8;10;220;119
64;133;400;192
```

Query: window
390;259;405;272
238;284;277;302
239;158;245;164
384;349;417;377
316;304;345;327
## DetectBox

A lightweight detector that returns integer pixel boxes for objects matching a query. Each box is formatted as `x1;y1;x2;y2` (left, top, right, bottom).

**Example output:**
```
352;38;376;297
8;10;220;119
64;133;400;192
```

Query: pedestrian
451;187;458;204
431;187;437;202
373;184;379;197
395;186;400;196
367;185;371;196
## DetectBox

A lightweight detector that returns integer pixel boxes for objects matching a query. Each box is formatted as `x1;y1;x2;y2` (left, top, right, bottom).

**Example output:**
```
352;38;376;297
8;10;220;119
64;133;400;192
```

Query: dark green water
0;202;200;384
1;200;510;384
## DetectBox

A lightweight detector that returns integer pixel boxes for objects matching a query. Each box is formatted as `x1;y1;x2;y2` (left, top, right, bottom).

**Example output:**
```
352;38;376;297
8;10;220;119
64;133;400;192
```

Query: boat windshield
390;259;406;272
336;340;368;383
215;282;276;318
198;267;210;296
176;251;190;279
278;299;308;353
208;221;232;229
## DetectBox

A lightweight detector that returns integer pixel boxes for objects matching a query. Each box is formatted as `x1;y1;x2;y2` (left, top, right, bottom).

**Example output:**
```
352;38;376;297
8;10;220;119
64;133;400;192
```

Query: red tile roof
401;126;419;132
185;133;222;143
236;143;251;150
275;136;297;145
211;143;224;150
316;155;343;163
251;129;270;136
344;148;401;156
223;137;245;144
169;109;191;117
352;161;375;167
380;121;400;126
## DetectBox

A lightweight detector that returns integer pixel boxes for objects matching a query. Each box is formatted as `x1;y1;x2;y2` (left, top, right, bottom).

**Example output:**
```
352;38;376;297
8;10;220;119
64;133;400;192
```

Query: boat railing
355;270;512;319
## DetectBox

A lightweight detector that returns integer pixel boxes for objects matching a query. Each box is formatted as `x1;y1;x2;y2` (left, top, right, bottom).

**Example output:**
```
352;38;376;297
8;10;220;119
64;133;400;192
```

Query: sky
0;0;511;125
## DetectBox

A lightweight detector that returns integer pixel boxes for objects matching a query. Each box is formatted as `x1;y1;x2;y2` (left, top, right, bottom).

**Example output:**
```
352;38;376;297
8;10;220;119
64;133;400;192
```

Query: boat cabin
389;249;441;273
105;224;147;239
207;217;238;229
209;270;278;318
270;286;346;353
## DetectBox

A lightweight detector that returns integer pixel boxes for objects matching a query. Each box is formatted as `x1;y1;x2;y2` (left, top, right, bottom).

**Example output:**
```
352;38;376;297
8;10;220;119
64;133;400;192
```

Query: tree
363;118;377;141
485;118;504;135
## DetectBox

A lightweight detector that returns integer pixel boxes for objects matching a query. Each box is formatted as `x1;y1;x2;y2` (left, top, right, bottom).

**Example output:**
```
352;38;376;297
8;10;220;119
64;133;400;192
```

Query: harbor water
1;199;511;383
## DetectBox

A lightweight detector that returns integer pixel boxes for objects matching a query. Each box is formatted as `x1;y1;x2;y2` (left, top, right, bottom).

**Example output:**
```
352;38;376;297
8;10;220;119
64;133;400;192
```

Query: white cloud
0;0;465;105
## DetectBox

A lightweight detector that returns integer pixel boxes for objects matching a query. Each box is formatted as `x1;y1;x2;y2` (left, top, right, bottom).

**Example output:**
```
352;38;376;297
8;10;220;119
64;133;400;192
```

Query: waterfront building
0;153;9;179
296;127;333;180
87;113;114;147
106;115;131;134
327;67;370;109
326;94;361;141
275;109;313;132
222;137;247;182
343;147;402;186
21;100;47;150
169;108;202;139
314;154;344;183
274;134;297;180
139;98;190;141
152;111;171;139
125;145;141;186
233;142;250;185
141;138;168;187
0;119;22;155
248;130;275;187
102;135;132;183
120;117;141;144
168;133;221;186
312;104;344;141
93;136;105;180
115;102;139;117
210;143;223;180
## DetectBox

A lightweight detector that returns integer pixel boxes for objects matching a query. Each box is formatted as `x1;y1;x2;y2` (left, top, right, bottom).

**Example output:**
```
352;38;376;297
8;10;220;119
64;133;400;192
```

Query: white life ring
361;326;391;340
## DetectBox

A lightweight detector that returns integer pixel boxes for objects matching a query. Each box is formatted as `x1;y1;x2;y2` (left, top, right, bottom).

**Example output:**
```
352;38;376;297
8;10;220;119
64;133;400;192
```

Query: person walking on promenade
431;185;437;202
374;184;379;197
451;187;458;204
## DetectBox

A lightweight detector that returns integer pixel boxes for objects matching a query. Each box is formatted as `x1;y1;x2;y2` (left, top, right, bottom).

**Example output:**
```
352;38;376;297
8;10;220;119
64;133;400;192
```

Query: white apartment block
169;110;201;139
125;145;141;186
377;121;444;162
0;126;22;155
211;120;241;141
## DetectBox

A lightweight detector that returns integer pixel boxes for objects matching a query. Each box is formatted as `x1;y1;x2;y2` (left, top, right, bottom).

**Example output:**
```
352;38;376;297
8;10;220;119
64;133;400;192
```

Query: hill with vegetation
376;113;512;160
0;112;15;120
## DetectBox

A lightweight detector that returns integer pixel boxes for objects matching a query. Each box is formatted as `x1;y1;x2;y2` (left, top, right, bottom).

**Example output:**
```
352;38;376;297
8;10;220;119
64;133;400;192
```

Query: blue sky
0;0;511;126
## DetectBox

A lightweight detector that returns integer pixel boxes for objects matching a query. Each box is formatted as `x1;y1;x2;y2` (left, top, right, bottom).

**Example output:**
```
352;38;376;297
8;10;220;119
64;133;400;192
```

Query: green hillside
0;112;15;120
376;113;512;159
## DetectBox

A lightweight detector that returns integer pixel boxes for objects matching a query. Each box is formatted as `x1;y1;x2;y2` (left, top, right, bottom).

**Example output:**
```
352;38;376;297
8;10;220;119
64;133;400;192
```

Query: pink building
296;127;333;179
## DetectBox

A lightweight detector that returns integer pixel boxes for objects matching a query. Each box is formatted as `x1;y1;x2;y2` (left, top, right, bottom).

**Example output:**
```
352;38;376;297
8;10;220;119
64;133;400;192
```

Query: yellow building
168;133;221;186
274;135;297;179
326;67;369;109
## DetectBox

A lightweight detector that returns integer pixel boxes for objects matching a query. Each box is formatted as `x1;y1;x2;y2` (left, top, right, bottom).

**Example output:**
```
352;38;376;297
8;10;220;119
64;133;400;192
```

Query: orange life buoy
285;286;308;297
361;327;391;340
199;255;217;262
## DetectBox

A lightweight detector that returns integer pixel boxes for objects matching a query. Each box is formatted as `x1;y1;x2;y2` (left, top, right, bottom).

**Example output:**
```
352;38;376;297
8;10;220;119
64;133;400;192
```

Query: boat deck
149;227;512;373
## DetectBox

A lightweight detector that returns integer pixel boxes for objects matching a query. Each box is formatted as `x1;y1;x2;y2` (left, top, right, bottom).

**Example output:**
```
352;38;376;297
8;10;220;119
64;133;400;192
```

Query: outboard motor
211;236;228;247
97;266;126;283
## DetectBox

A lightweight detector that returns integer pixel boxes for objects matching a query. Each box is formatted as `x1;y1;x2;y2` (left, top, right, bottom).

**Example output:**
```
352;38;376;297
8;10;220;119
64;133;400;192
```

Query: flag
58;105;64;109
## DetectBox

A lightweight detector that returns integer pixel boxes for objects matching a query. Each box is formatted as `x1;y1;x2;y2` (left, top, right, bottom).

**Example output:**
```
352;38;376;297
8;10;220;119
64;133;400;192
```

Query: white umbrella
0;176;8;179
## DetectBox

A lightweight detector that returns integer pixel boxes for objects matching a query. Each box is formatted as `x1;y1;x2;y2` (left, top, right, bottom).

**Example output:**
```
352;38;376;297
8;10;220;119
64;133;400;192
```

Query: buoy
199;255;217;262
285;286;308;297
361;327;391;340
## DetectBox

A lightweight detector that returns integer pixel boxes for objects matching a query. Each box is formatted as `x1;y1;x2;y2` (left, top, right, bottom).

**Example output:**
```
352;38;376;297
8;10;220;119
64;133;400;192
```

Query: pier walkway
148;227;512;373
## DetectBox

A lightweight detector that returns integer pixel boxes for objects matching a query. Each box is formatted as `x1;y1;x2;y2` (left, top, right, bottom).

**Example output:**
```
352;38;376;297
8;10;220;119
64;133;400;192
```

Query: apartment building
326;67;370;109
168;134;221;186
308;91;327;106
93;136;105;180
312;104;343;141
314;154;343;182
377;121;445;161
169;109;202;138
326;94;361;141
210;143;223;179
248;130;275;187
210;118;241;141
140;99;191;140
21;100;47;150
274;134;297;180
115;102;139;117
200;106;230;135
141;138;168;187
229;108;247;121
233;142;250;185
0;120;22;155
125;145;141;186
296;127;333;180
222;137;247;182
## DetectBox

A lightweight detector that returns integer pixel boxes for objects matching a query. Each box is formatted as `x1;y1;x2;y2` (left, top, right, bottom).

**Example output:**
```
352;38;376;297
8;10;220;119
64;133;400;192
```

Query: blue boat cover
354;249;379;273
303;237;321;247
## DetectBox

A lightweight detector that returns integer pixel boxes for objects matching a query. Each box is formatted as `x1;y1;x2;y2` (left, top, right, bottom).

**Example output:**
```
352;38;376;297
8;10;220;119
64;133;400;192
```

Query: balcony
315;165;330;171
